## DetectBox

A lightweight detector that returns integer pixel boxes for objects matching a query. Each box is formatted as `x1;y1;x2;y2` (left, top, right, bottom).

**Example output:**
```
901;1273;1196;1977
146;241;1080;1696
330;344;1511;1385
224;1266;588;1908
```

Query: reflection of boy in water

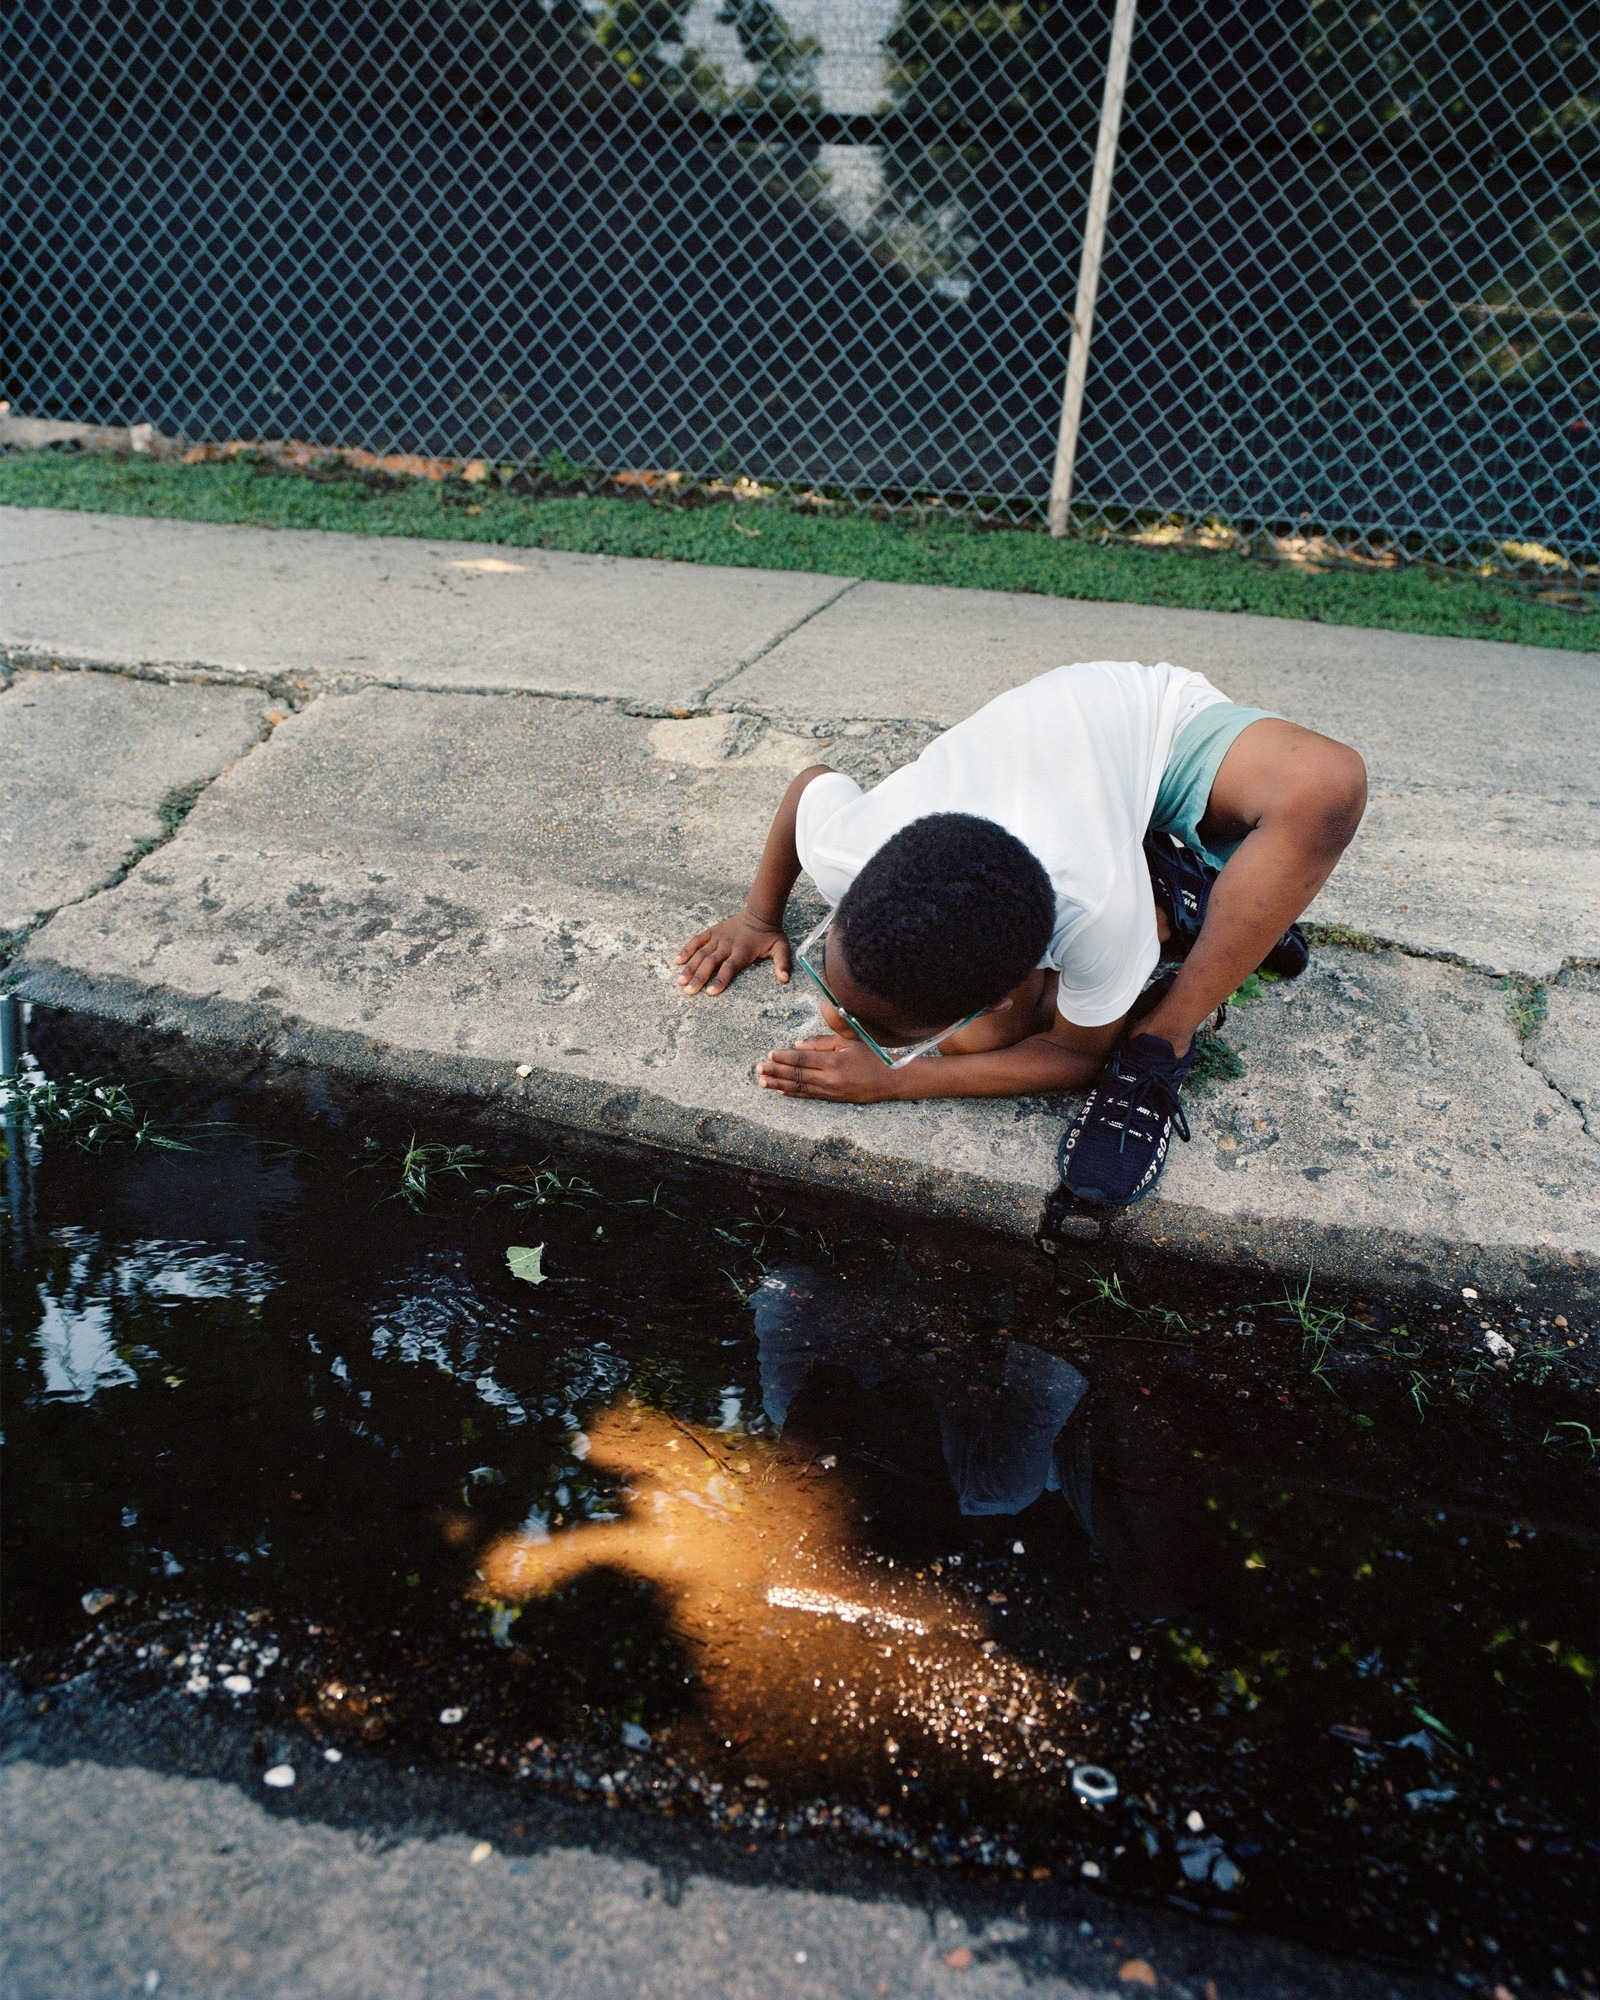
754;1268;1088;1521
755;1265;1216;1622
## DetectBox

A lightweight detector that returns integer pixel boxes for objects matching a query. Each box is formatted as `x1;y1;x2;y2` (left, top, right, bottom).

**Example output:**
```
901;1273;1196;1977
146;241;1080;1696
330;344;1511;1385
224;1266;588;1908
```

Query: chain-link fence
4;1;1596;569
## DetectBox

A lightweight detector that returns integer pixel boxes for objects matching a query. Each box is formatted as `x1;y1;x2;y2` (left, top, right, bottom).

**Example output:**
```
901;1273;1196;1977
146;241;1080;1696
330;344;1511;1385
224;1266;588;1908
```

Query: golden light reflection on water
472;1400;1095;1796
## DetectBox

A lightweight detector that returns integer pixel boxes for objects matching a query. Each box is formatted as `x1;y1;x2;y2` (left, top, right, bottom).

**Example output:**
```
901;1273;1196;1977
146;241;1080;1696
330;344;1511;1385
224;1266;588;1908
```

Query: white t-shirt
794;660;1227;1027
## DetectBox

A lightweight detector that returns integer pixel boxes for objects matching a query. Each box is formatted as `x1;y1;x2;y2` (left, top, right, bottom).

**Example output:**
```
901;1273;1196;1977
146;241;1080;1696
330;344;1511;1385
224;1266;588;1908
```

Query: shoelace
1105;1058;1191;1154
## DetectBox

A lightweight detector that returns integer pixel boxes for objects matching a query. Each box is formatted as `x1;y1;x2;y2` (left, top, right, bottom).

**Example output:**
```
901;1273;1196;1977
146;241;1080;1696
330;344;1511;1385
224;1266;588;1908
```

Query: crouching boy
675;661;1365;1208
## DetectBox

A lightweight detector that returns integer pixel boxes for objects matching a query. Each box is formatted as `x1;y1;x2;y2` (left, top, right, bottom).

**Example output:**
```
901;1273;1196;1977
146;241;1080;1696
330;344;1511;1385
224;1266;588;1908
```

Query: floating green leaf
506;1243;547;1285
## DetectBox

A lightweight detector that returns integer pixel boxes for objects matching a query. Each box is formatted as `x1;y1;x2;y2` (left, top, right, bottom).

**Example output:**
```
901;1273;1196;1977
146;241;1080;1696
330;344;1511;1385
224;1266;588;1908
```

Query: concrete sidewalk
4;506;1597;1303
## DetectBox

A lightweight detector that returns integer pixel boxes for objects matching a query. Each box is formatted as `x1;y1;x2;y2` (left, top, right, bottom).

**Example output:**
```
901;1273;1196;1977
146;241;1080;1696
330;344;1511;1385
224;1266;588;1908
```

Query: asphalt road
1;1676;1454;2000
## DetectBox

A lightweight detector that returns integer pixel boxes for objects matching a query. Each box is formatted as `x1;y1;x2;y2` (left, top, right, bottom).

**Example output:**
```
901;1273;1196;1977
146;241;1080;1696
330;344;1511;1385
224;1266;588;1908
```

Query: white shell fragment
222;1674;253;1694
262;1765;296;1788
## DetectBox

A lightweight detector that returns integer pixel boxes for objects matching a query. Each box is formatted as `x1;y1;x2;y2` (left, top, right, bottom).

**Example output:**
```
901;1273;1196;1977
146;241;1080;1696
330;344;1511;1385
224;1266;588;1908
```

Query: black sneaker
1143;831;1215;954
1057;1034;1194;1208
1143;830;1311;981
1261;922;1310;979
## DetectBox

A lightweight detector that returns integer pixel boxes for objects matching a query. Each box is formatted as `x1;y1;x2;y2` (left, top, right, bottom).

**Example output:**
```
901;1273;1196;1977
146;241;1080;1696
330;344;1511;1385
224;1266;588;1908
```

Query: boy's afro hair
835;813;1054;1024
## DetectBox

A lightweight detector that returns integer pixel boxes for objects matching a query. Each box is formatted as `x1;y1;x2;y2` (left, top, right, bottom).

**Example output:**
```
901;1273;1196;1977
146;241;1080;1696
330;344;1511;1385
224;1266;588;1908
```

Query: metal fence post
1047;0;1139;538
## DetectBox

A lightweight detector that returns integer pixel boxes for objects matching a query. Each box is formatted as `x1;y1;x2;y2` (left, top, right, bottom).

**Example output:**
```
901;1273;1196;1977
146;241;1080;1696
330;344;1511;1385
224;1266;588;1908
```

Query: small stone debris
470;1841;493;1864
80;1588;118;1617
794;1950;808;1964
941;1947;973;1969
221;1673;253;1694
620;1721;652;1750
1080;1859;1102;1878
439;1706;465;1725
515;1065;532;1078
323;1746;343;1763
263;1765;295;1788
1011;1541;1025;1555
1128;1645;1142;1661
1117;1962;1159;1988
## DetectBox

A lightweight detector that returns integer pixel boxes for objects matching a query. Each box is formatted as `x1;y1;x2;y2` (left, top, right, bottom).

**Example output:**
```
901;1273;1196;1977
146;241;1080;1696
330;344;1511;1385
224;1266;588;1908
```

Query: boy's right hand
675;911;792;996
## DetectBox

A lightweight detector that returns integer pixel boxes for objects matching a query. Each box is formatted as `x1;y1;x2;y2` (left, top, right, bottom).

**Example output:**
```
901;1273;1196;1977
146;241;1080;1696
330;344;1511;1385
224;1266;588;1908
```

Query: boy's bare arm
756;1010;1123;1104
675;765;834;997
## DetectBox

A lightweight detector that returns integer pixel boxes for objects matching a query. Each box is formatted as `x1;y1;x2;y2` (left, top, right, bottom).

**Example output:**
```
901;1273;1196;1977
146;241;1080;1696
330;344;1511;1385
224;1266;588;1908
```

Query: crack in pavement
692;576;865;705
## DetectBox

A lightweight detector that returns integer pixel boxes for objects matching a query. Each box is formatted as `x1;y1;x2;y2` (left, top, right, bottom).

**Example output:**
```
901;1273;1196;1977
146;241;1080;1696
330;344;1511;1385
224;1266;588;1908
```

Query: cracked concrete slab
0;508;853;705
0;669;273;932
1318;783;1598;977
1527;971;1600;1139
15;689;1596;1306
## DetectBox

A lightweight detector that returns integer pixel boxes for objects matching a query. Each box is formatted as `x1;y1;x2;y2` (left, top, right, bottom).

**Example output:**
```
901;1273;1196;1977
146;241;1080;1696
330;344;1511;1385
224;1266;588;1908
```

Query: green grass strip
3;450;1593;652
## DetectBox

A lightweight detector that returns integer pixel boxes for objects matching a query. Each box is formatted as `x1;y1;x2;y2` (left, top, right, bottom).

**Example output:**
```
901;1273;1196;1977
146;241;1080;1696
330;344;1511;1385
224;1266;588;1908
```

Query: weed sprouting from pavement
1188;1034;1246;1087
1503;976;1549;1041
123;780;213;867
156;779;208;838
1302;921;1382;953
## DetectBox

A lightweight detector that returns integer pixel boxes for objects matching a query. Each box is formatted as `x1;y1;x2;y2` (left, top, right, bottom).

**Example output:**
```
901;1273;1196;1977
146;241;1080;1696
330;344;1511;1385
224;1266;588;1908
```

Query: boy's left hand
756;1034;902;1103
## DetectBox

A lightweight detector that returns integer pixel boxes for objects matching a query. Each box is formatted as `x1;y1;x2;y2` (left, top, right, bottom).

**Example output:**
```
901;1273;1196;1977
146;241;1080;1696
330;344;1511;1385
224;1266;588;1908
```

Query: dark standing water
2;1025;1596;1996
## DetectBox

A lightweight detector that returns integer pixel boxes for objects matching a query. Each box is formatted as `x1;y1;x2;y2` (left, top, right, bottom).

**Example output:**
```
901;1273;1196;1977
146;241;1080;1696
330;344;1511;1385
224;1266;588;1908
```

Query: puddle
1;1022;1595;1995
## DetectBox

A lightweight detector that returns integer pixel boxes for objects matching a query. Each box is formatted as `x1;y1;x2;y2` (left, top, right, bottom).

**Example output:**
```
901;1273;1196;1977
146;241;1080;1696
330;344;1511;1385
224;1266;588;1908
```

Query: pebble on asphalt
470;1841;493;1864
222;1674;252;1694
263;1765;295;1788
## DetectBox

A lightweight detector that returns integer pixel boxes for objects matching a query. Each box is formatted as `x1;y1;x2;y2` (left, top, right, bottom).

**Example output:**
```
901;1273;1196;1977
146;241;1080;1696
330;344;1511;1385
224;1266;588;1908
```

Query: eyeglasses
792;911;982;1068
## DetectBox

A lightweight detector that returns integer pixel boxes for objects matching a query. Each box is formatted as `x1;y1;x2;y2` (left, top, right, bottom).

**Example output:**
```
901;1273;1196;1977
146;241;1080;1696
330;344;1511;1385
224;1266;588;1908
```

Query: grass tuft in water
357;1135;489;1209
3;1070;188;1152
